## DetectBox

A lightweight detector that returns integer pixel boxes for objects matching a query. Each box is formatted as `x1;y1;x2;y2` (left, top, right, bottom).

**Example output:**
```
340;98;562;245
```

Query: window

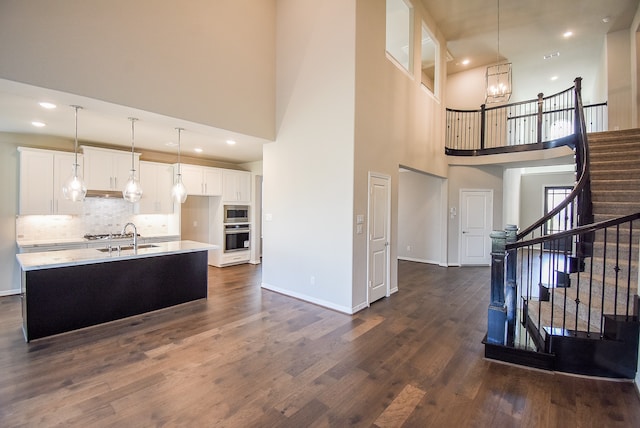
386;0;413;73
420;22;439;95
544;186;573;251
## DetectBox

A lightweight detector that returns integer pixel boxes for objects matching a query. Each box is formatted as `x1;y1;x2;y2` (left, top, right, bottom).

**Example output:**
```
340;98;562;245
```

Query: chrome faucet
121;222;138;250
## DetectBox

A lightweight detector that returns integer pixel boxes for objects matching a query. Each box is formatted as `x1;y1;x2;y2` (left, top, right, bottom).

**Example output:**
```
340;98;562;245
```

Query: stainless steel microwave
224;205;249;223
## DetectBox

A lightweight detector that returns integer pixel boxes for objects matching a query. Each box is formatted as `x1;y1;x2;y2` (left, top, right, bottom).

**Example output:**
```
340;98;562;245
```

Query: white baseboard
261;282;354;314
0;288;20;297
352;301;368;313
398;256;441;265
398;257;454;268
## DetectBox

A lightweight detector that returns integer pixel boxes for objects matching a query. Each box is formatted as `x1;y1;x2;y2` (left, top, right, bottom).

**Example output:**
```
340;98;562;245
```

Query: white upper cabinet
137;161;174;214
82;146;140;191
180;164;222;196
203;168;223;196
223;170;251;203
19;147;84;215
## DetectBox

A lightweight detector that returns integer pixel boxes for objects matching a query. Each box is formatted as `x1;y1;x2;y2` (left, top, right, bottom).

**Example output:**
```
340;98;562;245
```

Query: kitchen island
16;240;216;341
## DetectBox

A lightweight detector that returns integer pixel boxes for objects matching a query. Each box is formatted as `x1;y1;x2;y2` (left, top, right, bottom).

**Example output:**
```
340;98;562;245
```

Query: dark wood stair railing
478;78;640;379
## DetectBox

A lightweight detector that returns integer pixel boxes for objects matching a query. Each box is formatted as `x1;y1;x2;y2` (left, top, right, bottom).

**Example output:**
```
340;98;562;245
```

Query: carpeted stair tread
591;179;640;191
591;190;640;203
524;129;640;340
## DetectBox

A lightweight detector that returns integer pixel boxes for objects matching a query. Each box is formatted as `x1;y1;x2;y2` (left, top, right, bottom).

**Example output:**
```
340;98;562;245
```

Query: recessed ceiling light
31;121;46;127
543;52;560;60
165;141;177;147
39;102;56;109
602;16;610;23
563;31;573;38
461;59;470;66
194;148;203;153
226;139;237;145
551;76;559;81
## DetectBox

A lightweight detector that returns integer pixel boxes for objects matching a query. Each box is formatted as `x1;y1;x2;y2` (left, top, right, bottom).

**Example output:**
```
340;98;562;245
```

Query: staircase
590;129;640;220
523;129;640;378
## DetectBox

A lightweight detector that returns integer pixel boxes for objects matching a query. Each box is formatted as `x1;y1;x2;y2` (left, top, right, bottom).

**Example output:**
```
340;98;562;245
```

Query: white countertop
16;240;217;271
16;234;181;249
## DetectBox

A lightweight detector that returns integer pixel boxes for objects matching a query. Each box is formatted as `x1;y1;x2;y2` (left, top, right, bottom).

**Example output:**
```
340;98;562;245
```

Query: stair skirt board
548;331;638;379
482;334;555;372
517;310;640;379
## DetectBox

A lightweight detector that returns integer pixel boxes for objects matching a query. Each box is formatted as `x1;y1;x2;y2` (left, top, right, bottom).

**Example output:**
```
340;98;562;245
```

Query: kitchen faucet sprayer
121;223;138;250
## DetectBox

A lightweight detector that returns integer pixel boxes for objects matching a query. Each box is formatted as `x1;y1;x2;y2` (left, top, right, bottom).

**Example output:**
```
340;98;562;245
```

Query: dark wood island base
21;250;208;341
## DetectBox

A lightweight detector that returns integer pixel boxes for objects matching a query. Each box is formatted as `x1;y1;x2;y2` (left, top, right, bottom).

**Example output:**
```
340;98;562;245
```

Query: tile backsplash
16;198;178;241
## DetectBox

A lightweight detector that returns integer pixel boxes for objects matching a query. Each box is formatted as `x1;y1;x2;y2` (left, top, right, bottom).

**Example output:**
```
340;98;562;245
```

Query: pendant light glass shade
62;105;87;201
172;175;187;204
172;127;188;204
122;117;143;203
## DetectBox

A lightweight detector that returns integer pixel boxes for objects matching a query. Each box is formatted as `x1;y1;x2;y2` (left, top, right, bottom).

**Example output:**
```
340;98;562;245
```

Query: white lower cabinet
137;161;174;214
18;147;84;215
209;250;250;267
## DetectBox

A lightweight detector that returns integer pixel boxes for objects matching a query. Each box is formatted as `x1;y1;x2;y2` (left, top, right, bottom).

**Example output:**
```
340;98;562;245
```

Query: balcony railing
445;85;607;154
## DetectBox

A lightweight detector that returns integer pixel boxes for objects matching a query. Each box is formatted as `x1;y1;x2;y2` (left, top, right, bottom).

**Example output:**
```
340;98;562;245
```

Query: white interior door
368;173;390;304
460;189;493;265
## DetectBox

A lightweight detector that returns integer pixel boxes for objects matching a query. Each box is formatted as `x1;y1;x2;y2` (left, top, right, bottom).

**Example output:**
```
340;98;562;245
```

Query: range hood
85;189;124;198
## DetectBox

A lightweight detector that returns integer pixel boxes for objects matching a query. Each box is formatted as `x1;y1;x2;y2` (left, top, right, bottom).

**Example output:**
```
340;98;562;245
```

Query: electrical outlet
407;245;411;252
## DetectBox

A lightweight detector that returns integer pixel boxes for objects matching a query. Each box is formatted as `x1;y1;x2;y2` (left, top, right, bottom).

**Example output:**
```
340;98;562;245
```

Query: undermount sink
95;244;159;253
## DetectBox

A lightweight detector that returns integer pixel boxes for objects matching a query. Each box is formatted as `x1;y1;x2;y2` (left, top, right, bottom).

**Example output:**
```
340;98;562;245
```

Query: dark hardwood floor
1;261;639;427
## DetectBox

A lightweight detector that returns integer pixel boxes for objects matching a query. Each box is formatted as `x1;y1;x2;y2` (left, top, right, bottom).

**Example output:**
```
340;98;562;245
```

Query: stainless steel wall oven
224;224;250;253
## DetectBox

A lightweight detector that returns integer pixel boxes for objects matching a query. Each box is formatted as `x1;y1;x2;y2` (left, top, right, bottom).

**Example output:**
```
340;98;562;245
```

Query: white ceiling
419;0;639;98
0;79;270;164
0;1;637;162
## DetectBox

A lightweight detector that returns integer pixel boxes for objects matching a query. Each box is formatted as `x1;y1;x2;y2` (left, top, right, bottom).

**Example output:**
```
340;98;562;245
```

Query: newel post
480;104;487;150
536;93;544;144
487;230;507;345
505;224;518;346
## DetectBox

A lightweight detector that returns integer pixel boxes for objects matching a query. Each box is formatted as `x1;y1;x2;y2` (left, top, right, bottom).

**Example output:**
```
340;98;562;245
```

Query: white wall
262;0;356;313
519;170;575;230
446;60;606;110
503;168;523;227
398;170;444;265
607;29;633;130
0;0;276;140
0;137;20;295
180;196;211;243
447;165;504;266
351;0;449;307
446;67;488;110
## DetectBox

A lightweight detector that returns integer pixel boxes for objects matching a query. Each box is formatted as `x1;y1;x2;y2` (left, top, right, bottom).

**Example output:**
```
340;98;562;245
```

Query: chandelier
486;0;512;103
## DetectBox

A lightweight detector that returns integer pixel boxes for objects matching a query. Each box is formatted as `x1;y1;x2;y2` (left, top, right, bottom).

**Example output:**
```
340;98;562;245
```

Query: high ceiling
419;0;639;99
0;1;637;163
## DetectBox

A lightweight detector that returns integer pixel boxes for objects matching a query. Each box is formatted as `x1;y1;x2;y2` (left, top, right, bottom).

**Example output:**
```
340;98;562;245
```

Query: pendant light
62;105;87;201
485;0;512;103
122;117;143;202
171;127;188;204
